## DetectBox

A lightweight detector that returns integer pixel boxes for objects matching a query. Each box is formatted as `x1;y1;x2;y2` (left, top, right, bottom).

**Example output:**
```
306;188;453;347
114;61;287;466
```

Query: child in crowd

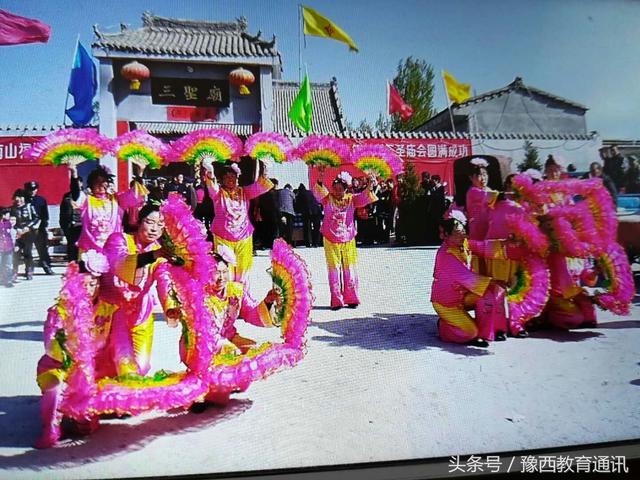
0;208;16;287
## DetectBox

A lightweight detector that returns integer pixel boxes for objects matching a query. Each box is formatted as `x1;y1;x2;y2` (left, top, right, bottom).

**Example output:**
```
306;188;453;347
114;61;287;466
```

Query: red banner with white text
0;136;70;206
308;137;472;196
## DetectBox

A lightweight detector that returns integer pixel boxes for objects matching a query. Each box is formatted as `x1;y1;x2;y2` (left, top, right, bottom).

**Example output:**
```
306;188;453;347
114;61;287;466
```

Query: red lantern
121;61;150;91
229;67;255;95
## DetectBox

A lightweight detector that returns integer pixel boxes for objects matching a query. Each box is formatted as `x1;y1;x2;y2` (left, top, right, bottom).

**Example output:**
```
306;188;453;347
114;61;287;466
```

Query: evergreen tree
400;161;424;206
398;162;425;244
517;140;543;172
354;113;392;133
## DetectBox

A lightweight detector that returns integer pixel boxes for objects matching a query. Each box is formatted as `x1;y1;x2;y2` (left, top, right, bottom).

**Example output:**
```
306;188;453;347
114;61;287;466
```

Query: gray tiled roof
132;122;254;136
287;130;598;141
0;124;66;134
458;77;588;111
272;78;345;135
416;77;589;134
93;12;280;60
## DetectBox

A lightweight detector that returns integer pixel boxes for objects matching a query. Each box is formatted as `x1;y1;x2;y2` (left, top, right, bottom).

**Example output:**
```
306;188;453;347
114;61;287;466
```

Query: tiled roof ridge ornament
141;11;246;33
93;24;103;40
511;76;524;87
237;16;248;32
241;30;276;49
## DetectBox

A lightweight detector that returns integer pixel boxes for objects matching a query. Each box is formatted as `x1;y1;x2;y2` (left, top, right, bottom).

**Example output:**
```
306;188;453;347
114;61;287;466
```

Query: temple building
91;12;344;189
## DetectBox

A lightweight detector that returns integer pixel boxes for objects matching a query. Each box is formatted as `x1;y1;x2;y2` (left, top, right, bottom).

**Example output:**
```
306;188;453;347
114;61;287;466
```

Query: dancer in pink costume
541;159;597;329
69;164;148;258
465;158;500;242
313;170;377;310
101;203;182;377
464;158;502;277
544;252;597;329
485;174;530;338
203;161;273;334
431;212;525;346
34;252;112;449
202;244;279;355
185;245;280;409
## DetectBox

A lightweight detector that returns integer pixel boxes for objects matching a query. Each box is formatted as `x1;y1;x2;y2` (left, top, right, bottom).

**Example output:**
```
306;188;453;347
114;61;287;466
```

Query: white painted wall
470;135;603;172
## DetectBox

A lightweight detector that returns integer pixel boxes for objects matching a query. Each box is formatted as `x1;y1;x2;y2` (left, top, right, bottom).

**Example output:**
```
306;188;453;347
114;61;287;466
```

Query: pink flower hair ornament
470;157;489;168
79;250;110;276
215;244;237;266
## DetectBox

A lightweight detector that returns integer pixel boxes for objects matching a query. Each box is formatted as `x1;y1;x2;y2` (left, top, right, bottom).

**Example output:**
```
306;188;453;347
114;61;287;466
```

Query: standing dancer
314;170;377;310
485;174;529;338
204;161;273;289
431;213;524;346
69;164;147;258
101;203;181;376
465;158;500;243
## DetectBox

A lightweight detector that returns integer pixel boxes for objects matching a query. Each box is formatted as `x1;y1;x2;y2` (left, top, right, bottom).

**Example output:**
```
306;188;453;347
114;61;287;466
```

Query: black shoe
26;274;33;281
468;338;489;348
495;332;507;341
346;303;358;309
515;330;529;338
43;265;54;275
189;402;208;414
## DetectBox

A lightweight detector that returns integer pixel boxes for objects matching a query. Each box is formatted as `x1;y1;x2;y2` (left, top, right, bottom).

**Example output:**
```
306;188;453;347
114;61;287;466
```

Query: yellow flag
302;5;359;52
443;70;472;104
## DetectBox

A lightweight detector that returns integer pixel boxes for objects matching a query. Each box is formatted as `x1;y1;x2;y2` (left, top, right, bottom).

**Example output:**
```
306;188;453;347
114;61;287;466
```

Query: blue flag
65;42;96;126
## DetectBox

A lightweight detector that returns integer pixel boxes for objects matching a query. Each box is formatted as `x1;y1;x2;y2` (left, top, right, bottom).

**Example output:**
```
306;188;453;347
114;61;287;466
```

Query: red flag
0;9;51;46
388;82;413;121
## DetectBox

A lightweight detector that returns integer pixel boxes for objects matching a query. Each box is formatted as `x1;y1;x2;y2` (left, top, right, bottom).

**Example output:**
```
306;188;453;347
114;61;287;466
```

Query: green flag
288;73;313;133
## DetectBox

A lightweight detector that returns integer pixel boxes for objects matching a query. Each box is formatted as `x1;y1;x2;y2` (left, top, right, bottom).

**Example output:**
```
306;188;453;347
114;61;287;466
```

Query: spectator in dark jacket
295;184;323;247
24;181;53;274
193;170;215;241
625;156;640;194
426;175;447;245
59;188;85;262
257;178;280;249
278;184;296;245
582;161;617;204
165;174;191;203
11;189;40;280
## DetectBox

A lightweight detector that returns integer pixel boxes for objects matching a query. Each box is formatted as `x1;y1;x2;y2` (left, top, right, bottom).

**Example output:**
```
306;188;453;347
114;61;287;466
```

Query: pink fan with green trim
111;130;168;170
169;129;243;169
295;135;351;168
350;144;403;180
244;132;293;163
24;128;109;167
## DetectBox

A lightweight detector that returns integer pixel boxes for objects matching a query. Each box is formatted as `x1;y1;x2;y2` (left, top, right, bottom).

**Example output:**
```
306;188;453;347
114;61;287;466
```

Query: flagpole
441;70;456;134
298;4;303;82
63;34;81;127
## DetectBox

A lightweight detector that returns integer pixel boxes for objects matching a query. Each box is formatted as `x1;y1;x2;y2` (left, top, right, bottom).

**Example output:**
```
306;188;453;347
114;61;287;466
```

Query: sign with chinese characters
0;136;71;205
151;78;230;107
167;106;219;122
0;136;38;161
347;137;473;195
307;137;473;196
349;138;471;161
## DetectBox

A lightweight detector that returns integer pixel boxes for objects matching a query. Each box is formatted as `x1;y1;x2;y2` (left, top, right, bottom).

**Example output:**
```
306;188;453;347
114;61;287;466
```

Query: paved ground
0;246;639;479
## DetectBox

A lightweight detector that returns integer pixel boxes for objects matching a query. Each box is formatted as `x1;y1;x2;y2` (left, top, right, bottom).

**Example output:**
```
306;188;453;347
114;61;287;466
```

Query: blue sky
1;0;639;138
